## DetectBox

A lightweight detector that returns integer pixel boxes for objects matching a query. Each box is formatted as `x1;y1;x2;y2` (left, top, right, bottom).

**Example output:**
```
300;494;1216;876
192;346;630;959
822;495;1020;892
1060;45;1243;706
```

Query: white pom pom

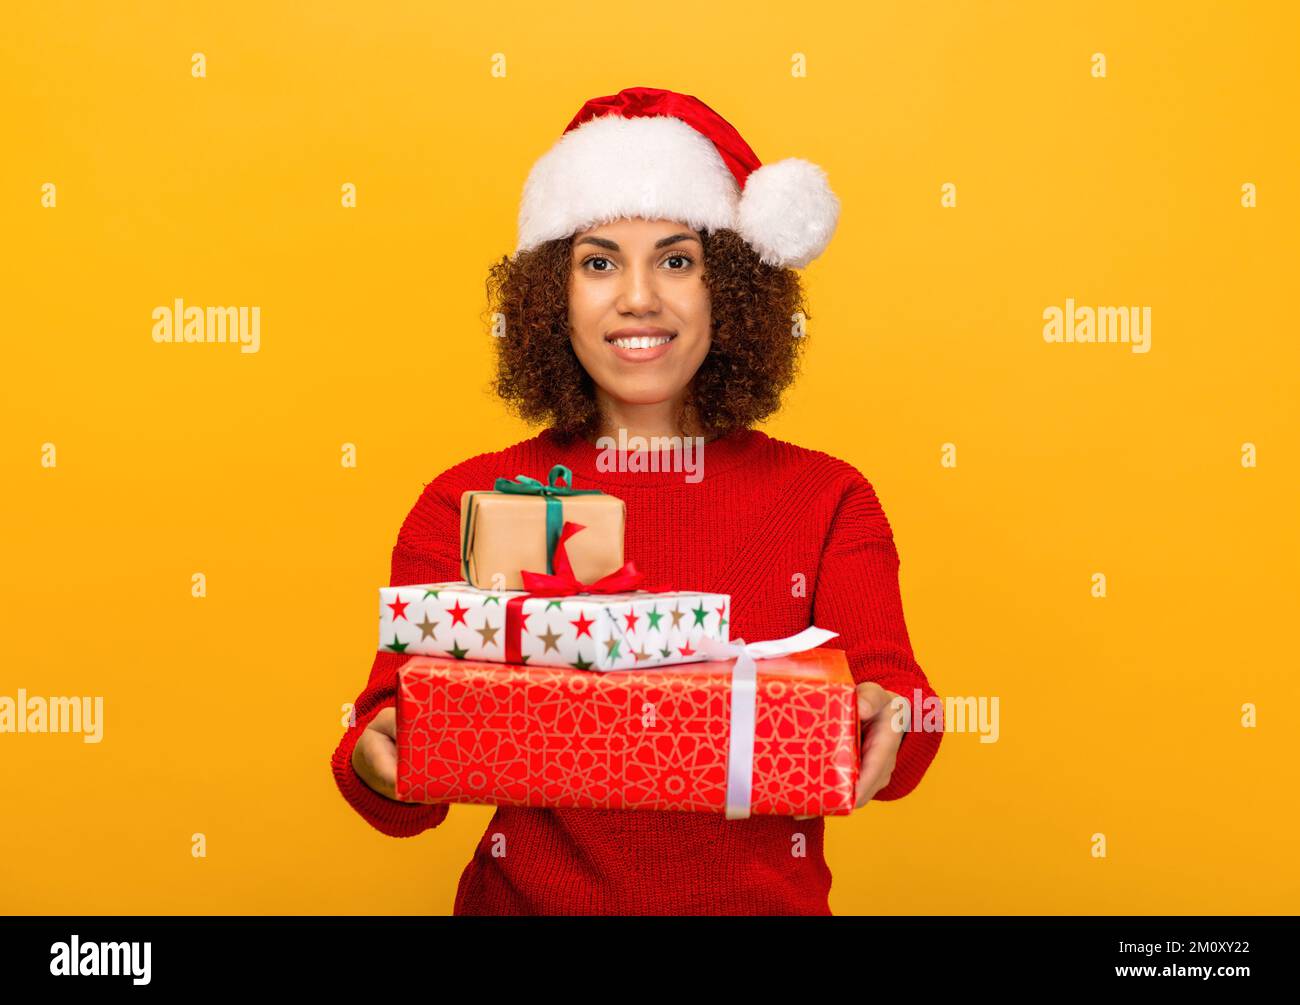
735;158;840;268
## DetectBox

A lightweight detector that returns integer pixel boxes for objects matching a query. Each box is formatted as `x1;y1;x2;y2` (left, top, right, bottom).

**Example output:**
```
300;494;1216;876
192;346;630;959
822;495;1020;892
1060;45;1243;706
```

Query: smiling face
567;217;713;422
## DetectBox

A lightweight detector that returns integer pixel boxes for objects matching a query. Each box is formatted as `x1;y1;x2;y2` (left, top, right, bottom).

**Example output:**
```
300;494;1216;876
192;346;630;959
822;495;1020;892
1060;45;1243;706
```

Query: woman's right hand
352;706;399;799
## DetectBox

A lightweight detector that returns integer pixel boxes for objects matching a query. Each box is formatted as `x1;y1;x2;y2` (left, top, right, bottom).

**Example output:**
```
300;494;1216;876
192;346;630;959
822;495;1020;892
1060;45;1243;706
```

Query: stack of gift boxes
378;465;860;819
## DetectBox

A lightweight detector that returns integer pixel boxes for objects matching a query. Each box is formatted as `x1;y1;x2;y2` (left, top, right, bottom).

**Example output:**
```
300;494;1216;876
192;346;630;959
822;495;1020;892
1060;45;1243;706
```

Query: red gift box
394;646;860;817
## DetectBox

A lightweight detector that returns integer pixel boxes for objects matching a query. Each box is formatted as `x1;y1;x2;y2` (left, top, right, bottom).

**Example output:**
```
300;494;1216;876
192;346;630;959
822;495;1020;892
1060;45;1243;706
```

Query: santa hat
514;86;840;269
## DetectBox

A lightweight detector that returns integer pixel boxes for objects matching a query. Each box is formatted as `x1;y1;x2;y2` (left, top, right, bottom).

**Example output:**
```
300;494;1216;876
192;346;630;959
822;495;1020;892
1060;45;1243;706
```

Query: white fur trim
736;158;840;268
516;114;739;254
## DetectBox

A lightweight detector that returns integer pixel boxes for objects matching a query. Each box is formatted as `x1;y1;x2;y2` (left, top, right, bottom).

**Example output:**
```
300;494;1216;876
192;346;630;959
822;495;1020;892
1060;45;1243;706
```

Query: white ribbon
695;626;840;820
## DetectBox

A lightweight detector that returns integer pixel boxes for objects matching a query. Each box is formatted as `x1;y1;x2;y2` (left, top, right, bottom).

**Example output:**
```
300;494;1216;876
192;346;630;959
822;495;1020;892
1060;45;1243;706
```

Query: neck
588;392;713;446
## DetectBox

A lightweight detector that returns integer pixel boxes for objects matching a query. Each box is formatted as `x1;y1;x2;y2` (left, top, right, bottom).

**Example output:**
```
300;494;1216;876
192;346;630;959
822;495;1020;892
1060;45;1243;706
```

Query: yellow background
2;1;1296;914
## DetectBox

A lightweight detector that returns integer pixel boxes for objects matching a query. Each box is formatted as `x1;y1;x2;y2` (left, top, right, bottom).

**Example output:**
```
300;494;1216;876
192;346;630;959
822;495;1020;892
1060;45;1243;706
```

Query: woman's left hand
795;682;909;820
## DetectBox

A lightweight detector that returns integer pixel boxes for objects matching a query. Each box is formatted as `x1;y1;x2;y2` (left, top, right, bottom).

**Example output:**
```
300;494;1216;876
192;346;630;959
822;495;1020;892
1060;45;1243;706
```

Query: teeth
612;335;673;349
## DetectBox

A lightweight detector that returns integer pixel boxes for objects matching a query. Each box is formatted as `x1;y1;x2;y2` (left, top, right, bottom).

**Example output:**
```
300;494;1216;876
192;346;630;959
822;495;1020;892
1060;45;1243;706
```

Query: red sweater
330;426;943;914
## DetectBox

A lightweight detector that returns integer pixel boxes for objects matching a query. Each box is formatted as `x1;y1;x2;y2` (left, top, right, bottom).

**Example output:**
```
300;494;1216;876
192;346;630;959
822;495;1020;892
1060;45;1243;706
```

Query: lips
605;327;677;362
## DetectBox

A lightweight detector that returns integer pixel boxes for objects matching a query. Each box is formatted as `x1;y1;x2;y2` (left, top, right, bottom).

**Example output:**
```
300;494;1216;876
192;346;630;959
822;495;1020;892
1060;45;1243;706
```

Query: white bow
695;626;840;819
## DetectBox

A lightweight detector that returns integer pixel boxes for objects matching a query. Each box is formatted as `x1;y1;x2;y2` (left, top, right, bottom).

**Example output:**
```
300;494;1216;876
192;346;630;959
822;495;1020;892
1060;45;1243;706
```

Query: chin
605;384;683;408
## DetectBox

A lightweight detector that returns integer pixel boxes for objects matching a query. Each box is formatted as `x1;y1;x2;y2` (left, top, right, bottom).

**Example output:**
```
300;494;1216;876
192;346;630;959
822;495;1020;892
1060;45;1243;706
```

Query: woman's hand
352;706;400;800
795;682;910;820
851;683;909;807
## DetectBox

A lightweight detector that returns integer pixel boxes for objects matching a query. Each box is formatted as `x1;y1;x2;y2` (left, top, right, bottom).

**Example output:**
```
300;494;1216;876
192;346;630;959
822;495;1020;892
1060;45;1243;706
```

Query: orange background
2;1;1296;913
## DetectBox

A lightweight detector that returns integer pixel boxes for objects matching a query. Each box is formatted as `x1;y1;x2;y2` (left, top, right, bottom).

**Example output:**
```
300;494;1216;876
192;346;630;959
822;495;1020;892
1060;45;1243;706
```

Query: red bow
520;521;645;596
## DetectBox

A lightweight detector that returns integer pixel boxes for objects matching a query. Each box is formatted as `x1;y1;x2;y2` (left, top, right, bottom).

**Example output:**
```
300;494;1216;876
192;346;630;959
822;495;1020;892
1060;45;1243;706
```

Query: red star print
623;610;640;633
678;643;695;657
387;597;409;621
447;600;470;626
571;611;595;638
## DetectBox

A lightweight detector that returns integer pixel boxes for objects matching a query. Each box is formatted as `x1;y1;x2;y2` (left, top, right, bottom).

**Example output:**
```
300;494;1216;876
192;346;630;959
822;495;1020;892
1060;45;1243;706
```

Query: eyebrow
574;232;701;251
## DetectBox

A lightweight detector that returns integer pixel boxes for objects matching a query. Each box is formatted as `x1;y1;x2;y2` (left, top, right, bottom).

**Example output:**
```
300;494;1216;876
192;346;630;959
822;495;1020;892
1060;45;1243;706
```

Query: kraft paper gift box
461;464;625;591
394;630;860;818
379;581;731;671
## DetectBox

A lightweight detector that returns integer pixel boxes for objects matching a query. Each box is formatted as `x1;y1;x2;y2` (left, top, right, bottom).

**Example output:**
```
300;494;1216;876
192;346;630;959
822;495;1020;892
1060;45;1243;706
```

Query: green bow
491;464;588;498
464;465;603;576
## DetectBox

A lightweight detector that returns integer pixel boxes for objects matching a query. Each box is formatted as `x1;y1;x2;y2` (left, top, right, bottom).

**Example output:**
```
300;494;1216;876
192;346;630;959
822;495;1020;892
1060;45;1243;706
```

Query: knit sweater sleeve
811;469;943;802
329;476;465;837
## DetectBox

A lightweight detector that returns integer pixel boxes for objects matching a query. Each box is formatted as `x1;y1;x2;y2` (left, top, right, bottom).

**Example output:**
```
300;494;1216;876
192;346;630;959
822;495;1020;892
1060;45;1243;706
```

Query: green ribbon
465;464;603;577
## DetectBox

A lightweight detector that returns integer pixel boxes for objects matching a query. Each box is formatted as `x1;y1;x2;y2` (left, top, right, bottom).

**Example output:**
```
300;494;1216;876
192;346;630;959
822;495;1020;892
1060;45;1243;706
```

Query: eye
662;253;695;270
580;255;615;272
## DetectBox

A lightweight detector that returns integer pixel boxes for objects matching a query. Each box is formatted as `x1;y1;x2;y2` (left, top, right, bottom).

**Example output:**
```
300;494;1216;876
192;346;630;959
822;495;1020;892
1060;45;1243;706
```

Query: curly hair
484;228;810;441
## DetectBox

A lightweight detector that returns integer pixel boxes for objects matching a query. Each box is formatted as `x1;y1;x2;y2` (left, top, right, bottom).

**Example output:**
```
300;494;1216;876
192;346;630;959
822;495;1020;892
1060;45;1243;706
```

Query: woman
330;87;943;915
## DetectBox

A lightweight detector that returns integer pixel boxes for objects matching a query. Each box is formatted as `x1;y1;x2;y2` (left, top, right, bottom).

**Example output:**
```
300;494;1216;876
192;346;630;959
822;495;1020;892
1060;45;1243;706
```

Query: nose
615;259;661;315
